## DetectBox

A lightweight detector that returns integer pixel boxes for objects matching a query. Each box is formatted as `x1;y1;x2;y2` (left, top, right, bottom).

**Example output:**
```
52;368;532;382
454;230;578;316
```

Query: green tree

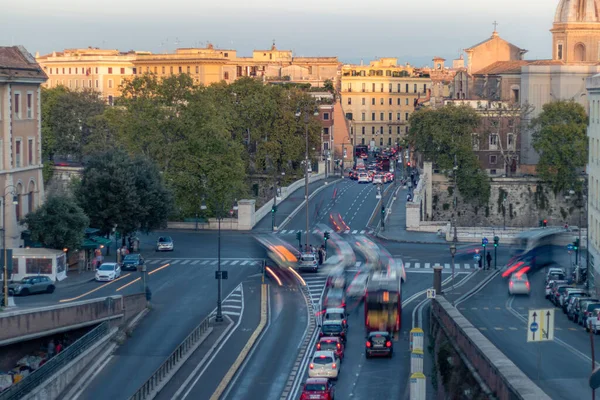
41;87;106;161
21;195;89;250
408;104;490;204
531;100;588;193
77;149;172;237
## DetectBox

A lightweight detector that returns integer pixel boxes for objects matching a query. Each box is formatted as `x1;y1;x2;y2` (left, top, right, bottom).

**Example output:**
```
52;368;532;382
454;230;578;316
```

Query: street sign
527;308;555;342
215;270;229;280
567;244;574;251
482;237;488;245
474;254;481;261
426;289;436;299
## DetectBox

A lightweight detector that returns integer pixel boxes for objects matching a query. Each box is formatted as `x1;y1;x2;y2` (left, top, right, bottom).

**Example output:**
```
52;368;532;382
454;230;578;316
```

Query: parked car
121;254;144;271
8;276;55;296
577;299;600;326
587;308;600;333
156;236;174;252
545;267;566;284
551;284;570;306
565;292;589;316
560;288;585;311
546;280;568;299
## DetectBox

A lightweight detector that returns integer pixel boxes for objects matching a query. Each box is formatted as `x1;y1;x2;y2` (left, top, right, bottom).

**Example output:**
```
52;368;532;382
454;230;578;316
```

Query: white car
96;263;122;281
546;279;568;298
298;253;319;272
346;273;369;298
509;273;530;295
308;350;340;379
358;173;370;184
545;267;566;284
588;308;600;333
373;175;383;184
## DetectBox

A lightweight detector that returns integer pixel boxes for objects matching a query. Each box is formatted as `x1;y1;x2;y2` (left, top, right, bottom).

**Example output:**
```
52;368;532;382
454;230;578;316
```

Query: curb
375;232;448;245
210;283;269;399
58;277;95;289
278;178;343;230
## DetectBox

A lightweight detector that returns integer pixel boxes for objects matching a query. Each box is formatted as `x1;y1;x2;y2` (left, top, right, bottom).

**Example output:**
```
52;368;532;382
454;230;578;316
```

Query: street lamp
296;107;319;252
2;187;18;308
449;241;457;295
201;196;238;322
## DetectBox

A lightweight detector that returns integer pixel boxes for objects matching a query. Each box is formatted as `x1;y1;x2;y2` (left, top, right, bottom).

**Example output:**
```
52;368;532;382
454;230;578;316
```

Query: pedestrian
55;341;63;354
478;257;483;270
318;249;324;265
407;193;411;202
486;252;492;270
47;340;56;358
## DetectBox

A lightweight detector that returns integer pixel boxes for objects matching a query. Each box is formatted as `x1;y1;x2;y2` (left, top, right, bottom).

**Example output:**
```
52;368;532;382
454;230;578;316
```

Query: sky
1;0;557;67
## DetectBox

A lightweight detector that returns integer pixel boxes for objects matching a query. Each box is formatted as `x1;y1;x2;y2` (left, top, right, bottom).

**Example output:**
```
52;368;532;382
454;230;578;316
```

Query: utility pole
305;119;310;252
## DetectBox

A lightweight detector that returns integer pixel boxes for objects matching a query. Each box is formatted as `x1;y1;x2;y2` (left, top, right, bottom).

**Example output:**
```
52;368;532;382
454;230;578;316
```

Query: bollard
410;327;424;351
433;264;443;294
410;372;426;400
411;348;424;373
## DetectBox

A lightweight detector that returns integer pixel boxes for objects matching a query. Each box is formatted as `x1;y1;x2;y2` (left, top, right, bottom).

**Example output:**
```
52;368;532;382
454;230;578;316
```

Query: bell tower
552;0;600;63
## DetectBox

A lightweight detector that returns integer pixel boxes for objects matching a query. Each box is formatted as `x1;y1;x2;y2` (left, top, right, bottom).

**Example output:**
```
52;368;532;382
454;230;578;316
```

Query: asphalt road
459;262;598;400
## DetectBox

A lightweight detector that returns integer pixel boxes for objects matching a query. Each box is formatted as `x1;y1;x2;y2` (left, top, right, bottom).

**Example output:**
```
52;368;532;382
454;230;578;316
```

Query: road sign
426;289;436;299
215;270;229;280
482;237;488;245
527;308;555;342
474;254;481;261
567;244;574;251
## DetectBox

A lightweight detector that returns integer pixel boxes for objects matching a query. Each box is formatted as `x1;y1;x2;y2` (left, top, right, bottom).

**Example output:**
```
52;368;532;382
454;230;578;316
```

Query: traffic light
574;238;580;251
324;231;330;241
481;238;487;248
543;219;548;228
381;206;386;216
296;231;301;241
407;162;411;167
494;236;499;247
271;205;277;213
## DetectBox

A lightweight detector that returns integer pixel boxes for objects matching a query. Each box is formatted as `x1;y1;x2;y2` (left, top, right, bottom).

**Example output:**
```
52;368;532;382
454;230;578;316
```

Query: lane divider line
117;263;171;292
58;273;132;303
210;284;268;400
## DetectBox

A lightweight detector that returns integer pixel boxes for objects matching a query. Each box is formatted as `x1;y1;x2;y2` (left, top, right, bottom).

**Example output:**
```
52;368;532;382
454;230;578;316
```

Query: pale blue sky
2;0;556;66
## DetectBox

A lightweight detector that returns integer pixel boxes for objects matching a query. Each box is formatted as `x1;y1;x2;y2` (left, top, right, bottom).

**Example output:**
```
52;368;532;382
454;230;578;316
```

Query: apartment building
36;48;140;104
0;46;47;248
340;58;432;150
587;74;600;291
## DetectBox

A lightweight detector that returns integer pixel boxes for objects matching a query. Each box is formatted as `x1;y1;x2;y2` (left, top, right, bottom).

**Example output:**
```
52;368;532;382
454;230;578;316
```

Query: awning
91;236;112;246
82;239;100;250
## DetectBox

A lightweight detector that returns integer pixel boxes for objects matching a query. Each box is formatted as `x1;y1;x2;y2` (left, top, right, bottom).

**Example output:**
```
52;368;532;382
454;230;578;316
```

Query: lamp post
450;224;458;294
2;187;18;308
112;224;118;263
201;197;238;322
341;140;351;179
296;107;319;252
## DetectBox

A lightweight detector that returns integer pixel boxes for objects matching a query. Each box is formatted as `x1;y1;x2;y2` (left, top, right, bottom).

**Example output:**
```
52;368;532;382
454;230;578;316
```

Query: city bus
364;271;402;334
511;228;568;270
355;145;368;159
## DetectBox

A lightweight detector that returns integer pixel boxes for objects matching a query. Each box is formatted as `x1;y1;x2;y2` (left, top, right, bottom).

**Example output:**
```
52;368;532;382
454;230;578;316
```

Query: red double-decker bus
364;271;402;334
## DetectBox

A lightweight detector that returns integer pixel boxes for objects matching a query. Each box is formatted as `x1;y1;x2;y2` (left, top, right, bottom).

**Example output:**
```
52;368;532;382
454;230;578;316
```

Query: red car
300;377;335;400
316;336;345;360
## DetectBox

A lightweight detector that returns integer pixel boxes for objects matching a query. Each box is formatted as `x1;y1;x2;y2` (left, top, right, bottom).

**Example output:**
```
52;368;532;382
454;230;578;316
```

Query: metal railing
0;322;110;400
129;316;211;400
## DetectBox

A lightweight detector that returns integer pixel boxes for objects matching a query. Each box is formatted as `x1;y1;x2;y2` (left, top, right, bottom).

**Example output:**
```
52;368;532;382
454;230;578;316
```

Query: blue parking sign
474;254;481;261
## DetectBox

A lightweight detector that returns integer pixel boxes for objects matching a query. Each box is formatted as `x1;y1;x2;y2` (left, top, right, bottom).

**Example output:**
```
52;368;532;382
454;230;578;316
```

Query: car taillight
366;341;371;347
386;341;392;348
340;331;345;336
316;343;321;350
309;363;314;369
526;281;530;290
343;319;346;325
331;363;336;369
337;343;341;350
509;281;513;287
319;332;324;337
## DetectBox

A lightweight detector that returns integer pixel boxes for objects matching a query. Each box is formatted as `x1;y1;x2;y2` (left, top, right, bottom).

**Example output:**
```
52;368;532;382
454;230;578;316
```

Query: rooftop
0;46;47;80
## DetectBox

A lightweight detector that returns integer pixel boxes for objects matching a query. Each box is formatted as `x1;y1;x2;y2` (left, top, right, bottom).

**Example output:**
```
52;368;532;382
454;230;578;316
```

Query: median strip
210;283;268;400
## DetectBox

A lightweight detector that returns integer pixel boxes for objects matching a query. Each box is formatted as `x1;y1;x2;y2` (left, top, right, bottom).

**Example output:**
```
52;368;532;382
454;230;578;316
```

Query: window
388;138;392;145
224;71;229;79
75;80;79;88
108;80;113;89
372;83;376;92
388;126;392;134
348;97;352;105
170;66;174;74
397;113;401;121
68;68;71;74
389;84;392;93
557;44;563;60
380;113;384;121
405;113;409;121
26;258;52;274
108;67;113;74
380;98;384;105
372;113;376;121
68;80;72;88
380;126;384;134
489;134;498;149
324;127;329;135
12;258;18;274
512;89;519;103
28;191;33;214
362;138;365;144
15;139;21;168
507;133;515;150
405;126;408;133
405;84;409;92
389;98;392;105
380;138;383;146
108;95;114;106
372;98;375;105
362;98;365;105
362;126;365;135
323;113;330;120
397;84;401;92
397;98;400;105
380;84;384;92
361;83;365;92
13;92;20;118
397;126;400;134
120;67;125;74
372;127;375;134
413;84;417;93
88;79;92;87
362;113;365;121
28;138;33;165
489;155;497;164
162;66;166;74
423;84;427;93
406;98;409;105
178;66;183;73
324;142;328;150
75;67;78;74
26;93;33;119
187;66;191;74
95;80;99;88
388;113;392;121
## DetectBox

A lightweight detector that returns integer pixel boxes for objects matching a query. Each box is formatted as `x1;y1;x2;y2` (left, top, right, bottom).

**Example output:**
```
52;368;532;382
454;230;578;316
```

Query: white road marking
211;260;218;265
464;264;471;269
355;261;362;268
424;263;430;269
360;230;365;234
415;263;421;268
352;230;358;234
202;260;210;265
221;311;241;316
444;263;451;269
171;260;181;265
181;260;190;265
280;230;288;234
241;261;248;266
191;260;200;265
405;262;411;268
230;260;239;265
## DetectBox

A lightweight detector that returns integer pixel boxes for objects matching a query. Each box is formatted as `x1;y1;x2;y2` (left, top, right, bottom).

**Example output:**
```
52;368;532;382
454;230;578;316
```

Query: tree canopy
76;149;172;237
21;195;89;251
531;100;588;193
408;104;490;205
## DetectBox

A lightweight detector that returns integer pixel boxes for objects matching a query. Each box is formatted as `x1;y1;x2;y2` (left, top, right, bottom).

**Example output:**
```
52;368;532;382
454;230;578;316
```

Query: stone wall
431;175;585;228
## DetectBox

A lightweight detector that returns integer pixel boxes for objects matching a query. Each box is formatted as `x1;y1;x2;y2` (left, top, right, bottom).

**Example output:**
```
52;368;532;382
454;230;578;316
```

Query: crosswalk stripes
302;275;328;304
145;258;263;268
210;284;243;318
274;229;369;236
394;260;480;270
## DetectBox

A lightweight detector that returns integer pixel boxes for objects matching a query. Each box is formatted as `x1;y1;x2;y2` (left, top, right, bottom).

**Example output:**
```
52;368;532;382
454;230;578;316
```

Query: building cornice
0;76;47;84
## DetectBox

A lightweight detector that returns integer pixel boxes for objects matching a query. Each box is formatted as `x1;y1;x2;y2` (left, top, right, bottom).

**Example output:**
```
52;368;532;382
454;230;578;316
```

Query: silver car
95;263;122;281
509;273;530;295
8;276;55;296
156;236;174;252
308;350;340;379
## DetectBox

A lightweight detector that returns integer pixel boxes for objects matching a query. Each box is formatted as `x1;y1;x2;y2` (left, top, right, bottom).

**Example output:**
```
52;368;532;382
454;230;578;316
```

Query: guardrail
0;322;109;400
129;316;211;400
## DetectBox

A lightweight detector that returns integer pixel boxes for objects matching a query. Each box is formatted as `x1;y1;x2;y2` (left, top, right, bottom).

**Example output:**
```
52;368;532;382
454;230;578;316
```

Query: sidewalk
253;176;341;231
57;270;96;289
377;184;447;245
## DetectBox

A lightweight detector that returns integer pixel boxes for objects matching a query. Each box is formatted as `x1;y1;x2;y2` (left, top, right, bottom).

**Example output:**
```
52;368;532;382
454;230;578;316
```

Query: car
587;308;600;333
8;276;55;296
323;288;346;310
561;288;586;312
316;336;345;361
156;236;174;252
319;320;347;342
346;273;369;298
308;351;339;379
574;298;599;324
357;173;370;184
551;284;570;306
579;300;600;326
300;378;335;400
545;268;566;285
508;273;530;295
365;331;393;358
95;262;122;281
121;254;144;271
324;307;348;328
545;280;568;299
373;175;383;184
299;253;319;272
385;172;394;182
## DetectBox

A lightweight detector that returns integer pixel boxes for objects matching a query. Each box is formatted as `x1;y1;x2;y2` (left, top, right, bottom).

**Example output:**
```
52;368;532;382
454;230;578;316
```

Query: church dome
555;0;600;23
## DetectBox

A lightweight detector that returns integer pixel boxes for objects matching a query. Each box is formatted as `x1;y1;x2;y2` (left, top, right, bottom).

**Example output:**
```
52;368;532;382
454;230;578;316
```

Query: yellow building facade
340;58;432;149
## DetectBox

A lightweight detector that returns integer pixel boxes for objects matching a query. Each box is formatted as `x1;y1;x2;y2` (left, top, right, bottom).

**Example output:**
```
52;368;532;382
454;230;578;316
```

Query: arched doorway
27;180;36;214
15;183;23;222
574;43;586;62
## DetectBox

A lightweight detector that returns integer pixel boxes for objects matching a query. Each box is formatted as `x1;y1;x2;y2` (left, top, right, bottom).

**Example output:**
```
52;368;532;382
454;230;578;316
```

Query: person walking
478;257;483;270
486;252;492;270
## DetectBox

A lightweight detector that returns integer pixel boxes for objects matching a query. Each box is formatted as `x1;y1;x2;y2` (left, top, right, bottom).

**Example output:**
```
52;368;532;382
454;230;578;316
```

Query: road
458;254;598;400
